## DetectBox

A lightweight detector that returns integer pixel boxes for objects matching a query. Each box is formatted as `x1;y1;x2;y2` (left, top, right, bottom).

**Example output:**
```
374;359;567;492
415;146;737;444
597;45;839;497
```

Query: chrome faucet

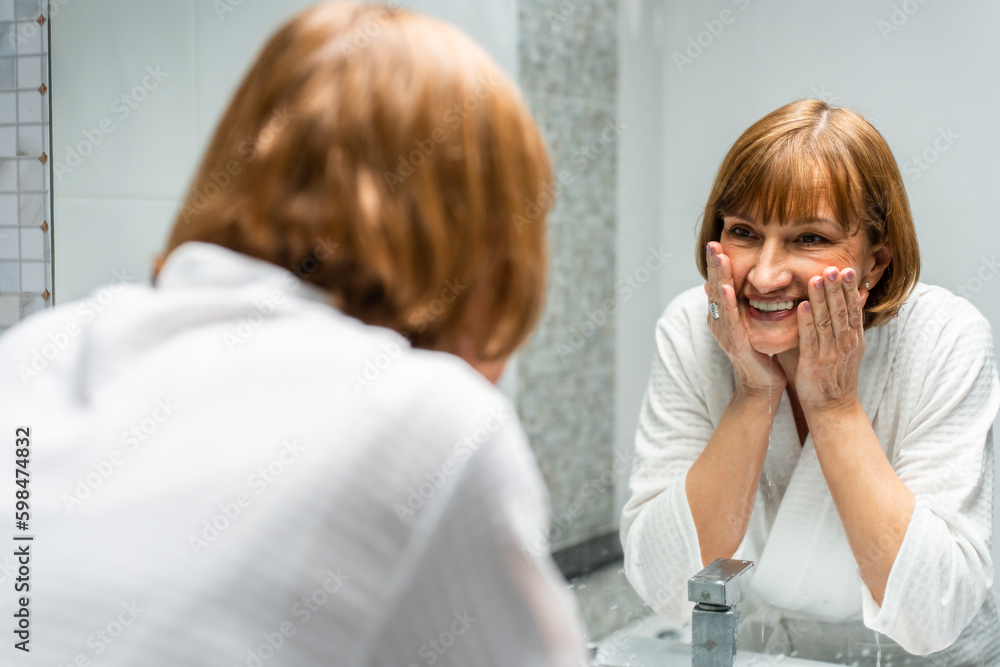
688;558;754;667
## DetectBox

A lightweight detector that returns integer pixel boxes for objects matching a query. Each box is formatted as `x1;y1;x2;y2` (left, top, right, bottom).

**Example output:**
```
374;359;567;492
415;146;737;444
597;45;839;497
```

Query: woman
621;99;1000;664
0;4;588;665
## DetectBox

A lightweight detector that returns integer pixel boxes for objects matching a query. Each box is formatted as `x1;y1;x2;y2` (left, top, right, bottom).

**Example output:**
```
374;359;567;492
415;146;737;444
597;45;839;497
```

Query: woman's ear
864;244;893;288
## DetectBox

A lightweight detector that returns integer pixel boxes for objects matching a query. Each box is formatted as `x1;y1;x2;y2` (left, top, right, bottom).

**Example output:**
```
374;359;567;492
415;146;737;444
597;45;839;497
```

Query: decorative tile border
0;0;51;335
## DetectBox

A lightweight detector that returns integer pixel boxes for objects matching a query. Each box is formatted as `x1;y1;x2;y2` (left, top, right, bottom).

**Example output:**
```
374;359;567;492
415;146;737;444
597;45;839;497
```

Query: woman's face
720;201;878;356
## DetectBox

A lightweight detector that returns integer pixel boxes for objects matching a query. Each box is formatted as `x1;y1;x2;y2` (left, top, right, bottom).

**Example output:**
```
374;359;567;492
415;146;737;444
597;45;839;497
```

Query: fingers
842;267;863;331
718;257;742;341
824;267;852;353
797;298;818;360
705;243;742;351
706;243;720;301
808;272;834;353
809;266;864;358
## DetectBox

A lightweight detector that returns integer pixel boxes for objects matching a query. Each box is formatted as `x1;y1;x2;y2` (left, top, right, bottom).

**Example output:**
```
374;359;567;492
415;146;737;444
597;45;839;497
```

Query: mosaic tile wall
516;0;619;551
0;0;51;336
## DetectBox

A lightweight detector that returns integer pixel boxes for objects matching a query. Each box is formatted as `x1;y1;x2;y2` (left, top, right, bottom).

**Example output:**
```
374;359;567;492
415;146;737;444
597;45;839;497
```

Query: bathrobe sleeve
861;300;1000;655
365;396;591;667
620;294;730;623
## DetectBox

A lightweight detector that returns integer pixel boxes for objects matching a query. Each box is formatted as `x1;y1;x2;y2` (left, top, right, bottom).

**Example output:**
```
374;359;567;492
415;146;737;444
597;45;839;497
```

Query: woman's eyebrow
723;215;840;227
795;217;839;226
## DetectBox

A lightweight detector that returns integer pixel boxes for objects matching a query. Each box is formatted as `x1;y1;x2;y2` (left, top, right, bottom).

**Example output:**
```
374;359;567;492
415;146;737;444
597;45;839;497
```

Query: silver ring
709;302;720;320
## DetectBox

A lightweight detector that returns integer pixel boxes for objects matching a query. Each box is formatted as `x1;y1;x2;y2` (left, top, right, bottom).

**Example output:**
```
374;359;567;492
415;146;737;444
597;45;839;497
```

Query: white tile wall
0;0;50;334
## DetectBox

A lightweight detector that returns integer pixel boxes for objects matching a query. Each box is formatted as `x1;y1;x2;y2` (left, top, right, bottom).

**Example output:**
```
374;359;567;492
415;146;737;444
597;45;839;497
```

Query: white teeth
749;298;795;312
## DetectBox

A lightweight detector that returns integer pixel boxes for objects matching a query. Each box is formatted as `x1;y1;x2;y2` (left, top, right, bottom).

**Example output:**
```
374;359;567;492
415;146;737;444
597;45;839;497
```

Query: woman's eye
728;227;752;239
799;234;827;245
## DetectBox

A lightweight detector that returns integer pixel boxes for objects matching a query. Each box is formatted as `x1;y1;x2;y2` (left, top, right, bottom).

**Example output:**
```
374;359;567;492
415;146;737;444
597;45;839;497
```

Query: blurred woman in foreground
0;3;588;665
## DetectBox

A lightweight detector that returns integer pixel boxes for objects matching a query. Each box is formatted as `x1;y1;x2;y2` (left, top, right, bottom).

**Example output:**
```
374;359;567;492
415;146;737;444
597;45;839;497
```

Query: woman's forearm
808;399;915;605
685;387;782;566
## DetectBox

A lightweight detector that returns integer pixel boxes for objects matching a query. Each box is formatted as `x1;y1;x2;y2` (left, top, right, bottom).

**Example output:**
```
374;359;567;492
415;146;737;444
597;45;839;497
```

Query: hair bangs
719;135;862;235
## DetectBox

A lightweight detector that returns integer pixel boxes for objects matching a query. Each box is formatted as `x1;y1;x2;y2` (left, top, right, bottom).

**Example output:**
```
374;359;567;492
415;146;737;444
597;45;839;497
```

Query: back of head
160;2;552;361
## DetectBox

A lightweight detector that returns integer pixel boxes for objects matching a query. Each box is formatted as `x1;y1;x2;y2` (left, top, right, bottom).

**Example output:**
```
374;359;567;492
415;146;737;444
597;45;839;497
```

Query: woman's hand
705;242;787;396
794;266;869;414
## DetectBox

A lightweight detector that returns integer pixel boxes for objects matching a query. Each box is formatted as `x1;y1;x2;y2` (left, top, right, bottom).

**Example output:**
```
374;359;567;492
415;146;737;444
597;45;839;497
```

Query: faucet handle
688;558;754;608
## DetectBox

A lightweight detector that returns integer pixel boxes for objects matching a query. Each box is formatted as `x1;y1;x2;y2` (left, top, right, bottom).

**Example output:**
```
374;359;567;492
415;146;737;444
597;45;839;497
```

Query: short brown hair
695;99;920;328
157;2;552;361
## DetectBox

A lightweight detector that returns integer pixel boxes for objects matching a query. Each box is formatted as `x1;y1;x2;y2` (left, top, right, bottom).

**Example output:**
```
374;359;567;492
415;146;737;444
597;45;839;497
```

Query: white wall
654;0;1000;575
615;0;666;514
50;0;516;305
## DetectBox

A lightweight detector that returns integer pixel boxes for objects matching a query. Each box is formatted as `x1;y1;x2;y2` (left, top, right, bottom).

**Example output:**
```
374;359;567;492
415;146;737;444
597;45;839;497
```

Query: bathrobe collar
73;241;402;406
155;241;335;306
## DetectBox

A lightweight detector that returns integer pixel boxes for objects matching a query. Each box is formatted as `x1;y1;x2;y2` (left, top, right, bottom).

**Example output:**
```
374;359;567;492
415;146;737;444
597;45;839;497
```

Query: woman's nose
747;244;791;292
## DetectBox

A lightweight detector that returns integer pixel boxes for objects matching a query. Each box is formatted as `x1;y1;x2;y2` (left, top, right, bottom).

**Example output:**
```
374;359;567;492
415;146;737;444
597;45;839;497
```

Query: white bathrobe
0;241;589;667
621;283;1000;663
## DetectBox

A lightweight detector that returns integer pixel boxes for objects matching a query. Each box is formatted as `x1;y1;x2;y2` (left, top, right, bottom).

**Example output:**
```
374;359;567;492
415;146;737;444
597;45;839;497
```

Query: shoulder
652;284;721;365
658;284;711;331
389;346;549;537
891;283;994;353
365;330;540;484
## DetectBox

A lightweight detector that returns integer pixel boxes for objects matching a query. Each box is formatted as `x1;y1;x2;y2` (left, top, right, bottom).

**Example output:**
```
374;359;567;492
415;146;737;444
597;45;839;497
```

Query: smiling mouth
747;298;801;312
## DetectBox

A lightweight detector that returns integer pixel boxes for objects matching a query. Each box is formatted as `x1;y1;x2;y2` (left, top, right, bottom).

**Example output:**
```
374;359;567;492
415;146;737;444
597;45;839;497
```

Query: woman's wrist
735;380;785;404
